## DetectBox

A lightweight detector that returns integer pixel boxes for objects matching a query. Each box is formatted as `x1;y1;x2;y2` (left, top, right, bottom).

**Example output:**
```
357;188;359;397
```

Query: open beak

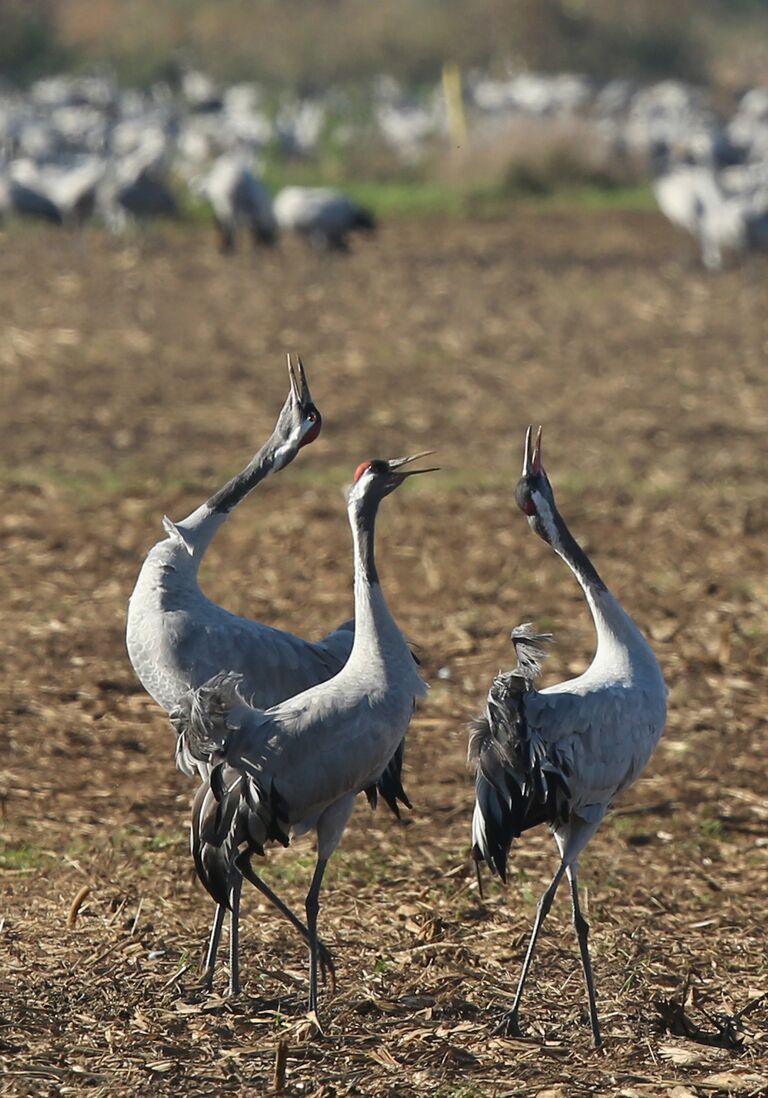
287;353;301;402
287;352;313;404
521;426;543;476
387;451;439;477
296;354;312;404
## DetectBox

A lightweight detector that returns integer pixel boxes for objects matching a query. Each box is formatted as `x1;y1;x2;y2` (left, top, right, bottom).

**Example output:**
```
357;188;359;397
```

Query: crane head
515;426;558;543
271;354;321;468
349;452;438;502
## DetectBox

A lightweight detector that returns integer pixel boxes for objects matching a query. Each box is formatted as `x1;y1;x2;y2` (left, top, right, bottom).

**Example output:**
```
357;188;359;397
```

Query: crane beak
286;353;301;402
295;354;312;405
522;426;532;476
387;451;439;477
532;426;543;474
521;426;543;476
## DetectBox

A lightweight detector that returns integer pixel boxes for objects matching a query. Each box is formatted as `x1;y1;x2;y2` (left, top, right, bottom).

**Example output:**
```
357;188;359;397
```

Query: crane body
173;454;434;1016
471;428;666;1046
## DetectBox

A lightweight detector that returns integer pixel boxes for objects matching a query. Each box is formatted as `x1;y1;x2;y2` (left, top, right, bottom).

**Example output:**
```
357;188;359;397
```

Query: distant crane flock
127;358;667;1045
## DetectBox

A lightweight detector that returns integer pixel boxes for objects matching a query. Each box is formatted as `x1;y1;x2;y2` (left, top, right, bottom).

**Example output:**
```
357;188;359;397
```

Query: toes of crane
494;1010;523;1038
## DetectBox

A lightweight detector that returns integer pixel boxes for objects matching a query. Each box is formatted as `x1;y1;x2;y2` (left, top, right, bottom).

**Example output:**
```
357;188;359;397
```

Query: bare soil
1;212;767;1097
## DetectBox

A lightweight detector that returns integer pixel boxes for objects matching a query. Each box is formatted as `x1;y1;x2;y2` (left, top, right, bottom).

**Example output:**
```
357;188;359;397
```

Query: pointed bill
522;425;533;476
295;354;312;404
387;451;439;477
287;353;300;402
387;450;436;470
532;425;543;474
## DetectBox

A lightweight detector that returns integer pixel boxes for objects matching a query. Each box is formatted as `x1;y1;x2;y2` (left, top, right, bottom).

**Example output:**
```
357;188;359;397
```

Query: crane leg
228;873;242;997
567;866;602;1048
202;902;227;991
236;853;336;990
216;218;235;253
305;857;329;1016
496;861;567;1037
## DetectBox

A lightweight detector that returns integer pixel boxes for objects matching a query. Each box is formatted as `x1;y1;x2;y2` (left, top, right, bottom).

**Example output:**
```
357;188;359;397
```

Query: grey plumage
470;427;667;1047
469;626;570;882
126;361;411;995
127;357;352;993
274;186;376;251
172;453;435;1016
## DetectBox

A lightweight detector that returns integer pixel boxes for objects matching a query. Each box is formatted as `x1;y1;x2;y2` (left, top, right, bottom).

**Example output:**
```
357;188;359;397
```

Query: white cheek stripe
532;491;560;548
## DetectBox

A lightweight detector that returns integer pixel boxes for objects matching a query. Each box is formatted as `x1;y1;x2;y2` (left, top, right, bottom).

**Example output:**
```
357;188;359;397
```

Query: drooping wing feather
365;738;412;818
469;626;570;880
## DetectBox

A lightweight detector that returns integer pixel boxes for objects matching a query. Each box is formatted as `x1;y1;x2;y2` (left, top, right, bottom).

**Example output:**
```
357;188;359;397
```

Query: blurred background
2;0;768;230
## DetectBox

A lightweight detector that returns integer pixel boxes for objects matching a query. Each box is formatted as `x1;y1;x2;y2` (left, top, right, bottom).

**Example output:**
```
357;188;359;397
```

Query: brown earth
1;212;767;1097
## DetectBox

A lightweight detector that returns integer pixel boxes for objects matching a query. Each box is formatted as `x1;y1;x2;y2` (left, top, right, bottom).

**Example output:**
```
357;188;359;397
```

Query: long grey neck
547;504;650;669
167;437;282;564
549;507;605;595
347;493;400;660
205;439;277;515
350;494;379;586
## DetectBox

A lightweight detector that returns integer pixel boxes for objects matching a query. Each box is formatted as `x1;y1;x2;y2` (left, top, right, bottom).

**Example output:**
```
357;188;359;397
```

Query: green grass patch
0;841;51;870
179;157;655;222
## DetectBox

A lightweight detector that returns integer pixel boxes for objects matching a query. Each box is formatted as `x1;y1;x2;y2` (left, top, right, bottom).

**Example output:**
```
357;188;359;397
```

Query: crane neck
545;501;651;670
346;492;403;660
166;437;287;564
349;492;380;586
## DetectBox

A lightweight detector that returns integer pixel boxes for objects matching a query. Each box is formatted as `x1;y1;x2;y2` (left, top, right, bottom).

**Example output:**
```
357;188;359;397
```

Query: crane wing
523;684;664;818
168;609;353;711
469;625;568;880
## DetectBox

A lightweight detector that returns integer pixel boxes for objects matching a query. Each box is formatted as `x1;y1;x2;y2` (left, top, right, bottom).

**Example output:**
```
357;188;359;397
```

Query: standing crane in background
470;427;667;1047
127;358;412;995
195;154;277;253
171;453;435;1017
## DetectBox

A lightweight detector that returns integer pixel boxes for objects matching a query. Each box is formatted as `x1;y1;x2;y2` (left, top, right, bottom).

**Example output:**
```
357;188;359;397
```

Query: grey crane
126;357;409;994
273;186;376;251
470;427;667;1047
170;453;435;1017
196;154;277;253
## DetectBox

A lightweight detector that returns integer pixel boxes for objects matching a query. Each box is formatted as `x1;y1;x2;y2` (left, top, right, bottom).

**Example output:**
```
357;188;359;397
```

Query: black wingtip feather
375;739;411;820
469;622;568;881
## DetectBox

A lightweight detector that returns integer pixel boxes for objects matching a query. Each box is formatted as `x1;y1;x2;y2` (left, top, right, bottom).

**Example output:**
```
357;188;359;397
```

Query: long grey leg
203;903;227;991
228;873;242;996
497;861;567;1036
305;857;329;1015
567;866;602;1048
236;854;336;989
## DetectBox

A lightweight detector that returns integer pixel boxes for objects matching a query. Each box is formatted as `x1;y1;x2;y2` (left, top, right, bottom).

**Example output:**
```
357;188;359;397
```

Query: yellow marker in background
442;62;467;147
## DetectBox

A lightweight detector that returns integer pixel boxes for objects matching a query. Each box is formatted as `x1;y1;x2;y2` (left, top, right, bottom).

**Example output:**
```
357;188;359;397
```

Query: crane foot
494;1009;524;1037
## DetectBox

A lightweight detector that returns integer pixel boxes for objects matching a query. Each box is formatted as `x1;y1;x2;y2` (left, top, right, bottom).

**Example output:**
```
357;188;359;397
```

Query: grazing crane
171;453;435;1017
196;154;277;253
470;427;667;1047
273;186;376;251
126;357;408;994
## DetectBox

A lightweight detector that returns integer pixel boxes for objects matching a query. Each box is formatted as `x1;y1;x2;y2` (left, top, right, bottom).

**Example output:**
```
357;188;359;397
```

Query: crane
195;154;277;253
469;427;667;1047
126;356;408;994
273;186;376;251
170;453;435;1017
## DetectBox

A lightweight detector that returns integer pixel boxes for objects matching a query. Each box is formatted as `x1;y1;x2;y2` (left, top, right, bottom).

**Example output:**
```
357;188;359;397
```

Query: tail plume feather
173;673;286;907
469;624;568;879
